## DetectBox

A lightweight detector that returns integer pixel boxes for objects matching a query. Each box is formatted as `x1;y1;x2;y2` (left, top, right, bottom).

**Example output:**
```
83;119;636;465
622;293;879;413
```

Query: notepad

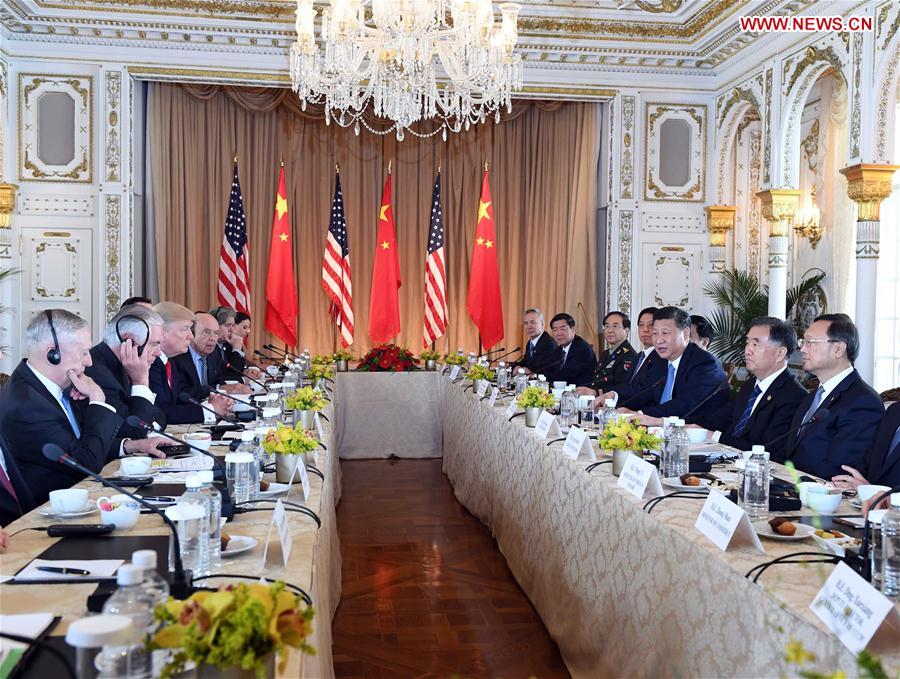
14;559;124;582
155;456;214;472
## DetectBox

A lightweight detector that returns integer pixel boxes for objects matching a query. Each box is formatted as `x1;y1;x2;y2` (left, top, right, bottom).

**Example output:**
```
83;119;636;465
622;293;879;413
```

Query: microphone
615;376;666;410
477;346;505;359
178;392;242;425
253;349;282;364
489;346;521;366
265;344;301;360
125;415;234;519
682;379;731;422
528;356;563;377
773;408;832;453
222;362;268;391
41;443;192;598
210;387;265;414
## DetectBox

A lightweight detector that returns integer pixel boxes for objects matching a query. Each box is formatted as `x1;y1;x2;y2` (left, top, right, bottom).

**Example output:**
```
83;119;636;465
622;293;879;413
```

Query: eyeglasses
798;338;837;348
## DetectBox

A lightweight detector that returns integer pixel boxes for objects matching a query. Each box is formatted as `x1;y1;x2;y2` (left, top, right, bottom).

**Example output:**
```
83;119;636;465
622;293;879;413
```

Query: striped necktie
731;384;762;436
60;391;82;438
801;386;825;426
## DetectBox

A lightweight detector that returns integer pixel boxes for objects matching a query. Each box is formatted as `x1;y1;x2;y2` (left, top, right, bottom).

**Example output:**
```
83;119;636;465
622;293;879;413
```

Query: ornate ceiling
0;0;841;93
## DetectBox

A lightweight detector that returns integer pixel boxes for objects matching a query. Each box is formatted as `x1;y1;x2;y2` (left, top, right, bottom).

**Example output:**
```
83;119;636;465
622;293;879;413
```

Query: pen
36;566;91;575
139;496;178;502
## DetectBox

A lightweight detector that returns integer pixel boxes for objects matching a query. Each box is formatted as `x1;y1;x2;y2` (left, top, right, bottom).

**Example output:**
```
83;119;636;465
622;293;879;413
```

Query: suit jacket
615;342;728;418
0;432;36;527
221;341;247;374
591;340;638;392
0;360;122;505
171;349;225;402
713;369;808;457
148;356;205;425
624;348;664;388
782;370;884;480
517;332;557;374
85;342;166;441
860;401;900;488
547;335;597;387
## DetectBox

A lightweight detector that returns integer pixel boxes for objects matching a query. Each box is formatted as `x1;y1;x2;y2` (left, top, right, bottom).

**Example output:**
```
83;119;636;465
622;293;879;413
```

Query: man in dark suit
86;305;170;443
580;310;637;396
174;312;251;401
516;308;557;374
606;306;728;420
690;314;714;351
545;313;597;387
0;310;122;505
0;432;34;526
149;302;233;425
624;307;660;386
831;401;900;491
781;314;884;479
692;317;807;456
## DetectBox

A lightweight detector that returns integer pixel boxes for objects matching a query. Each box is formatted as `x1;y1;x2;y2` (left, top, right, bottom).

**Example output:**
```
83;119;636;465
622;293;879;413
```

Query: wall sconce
795;204;823;249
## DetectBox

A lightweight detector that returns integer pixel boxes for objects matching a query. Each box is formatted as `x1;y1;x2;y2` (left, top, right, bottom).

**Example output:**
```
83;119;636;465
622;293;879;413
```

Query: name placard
617;454;663;498
476;380;490;398
284;455;312;503
488;387;500;409
694;489;764;552
505;400;518;419
810;561;895;654
562;426;596;461
261;499;293;567
449;365;461;381
534;411;562;440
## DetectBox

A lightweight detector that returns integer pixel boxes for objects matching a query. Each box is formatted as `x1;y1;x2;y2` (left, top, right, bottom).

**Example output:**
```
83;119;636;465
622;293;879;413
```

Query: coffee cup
182;432;212;452
119;456;152;476
48;488;89;514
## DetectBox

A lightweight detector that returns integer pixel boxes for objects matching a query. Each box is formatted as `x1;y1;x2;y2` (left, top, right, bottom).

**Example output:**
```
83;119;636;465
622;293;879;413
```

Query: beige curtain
148;83;600;356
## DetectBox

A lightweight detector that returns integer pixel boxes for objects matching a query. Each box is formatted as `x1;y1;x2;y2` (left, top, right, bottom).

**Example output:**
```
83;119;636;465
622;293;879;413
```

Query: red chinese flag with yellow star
367;172;402;344
467;169;504;350
264;164;298;347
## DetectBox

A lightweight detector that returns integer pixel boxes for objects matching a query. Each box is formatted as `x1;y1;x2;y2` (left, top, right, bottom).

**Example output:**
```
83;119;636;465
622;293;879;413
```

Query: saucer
39;504;97;519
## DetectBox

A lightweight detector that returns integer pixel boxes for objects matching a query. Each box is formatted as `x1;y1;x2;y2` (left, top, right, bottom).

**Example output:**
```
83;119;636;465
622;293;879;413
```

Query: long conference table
2;370;899;678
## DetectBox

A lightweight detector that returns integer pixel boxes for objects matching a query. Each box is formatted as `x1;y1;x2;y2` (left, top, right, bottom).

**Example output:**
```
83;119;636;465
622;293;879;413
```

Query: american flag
217;161;251;314
423;173;447;347
321;172;354;347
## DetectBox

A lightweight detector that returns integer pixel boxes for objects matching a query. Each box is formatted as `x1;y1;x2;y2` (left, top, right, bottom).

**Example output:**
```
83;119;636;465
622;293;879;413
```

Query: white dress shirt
817;366;855;403
711;365;787;442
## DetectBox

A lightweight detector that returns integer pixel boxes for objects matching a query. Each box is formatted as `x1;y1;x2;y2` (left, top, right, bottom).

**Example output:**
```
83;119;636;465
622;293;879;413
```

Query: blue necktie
629;352;646;383
660;362;676;404
60;392;81;438
801;386;825;425
731;384;762;436
199;356;208;386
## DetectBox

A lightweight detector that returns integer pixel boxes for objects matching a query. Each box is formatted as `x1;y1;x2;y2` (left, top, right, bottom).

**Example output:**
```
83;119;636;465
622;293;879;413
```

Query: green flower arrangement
306;364;334;382
783;638;887;679
443;352;466;365
419;349;441;362
467;364;495;381
284;386;327;412
311;354;333;366
598;416;661;452
516;386;556;410
332;349;353;362
261;423;319;456
151;581;315;679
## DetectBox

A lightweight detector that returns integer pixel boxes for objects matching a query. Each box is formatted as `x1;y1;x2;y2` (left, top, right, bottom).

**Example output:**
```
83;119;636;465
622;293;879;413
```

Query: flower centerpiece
261;423;319;482
598;416;661;475
443;351;466;366
356;344;419;372
151;581;315;679
332;349;353;372
305;363;334;389
467;364;496;394
284;386;327;429
516;386;556;427
419;349;441;371
310;353;333;367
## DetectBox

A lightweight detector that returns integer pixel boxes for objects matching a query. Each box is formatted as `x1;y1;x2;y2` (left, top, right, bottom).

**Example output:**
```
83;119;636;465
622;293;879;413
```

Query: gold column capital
0;183;18;228
755;189;800;236
704;205;736;247
839;163;899;221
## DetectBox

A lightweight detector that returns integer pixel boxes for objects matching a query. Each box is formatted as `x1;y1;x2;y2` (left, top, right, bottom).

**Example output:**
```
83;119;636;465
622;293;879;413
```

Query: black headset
45;310;61;365
115;315;151;357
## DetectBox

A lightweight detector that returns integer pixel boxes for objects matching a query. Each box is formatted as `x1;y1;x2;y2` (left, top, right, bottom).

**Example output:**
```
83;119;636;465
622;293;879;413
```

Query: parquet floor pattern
332;459;570;679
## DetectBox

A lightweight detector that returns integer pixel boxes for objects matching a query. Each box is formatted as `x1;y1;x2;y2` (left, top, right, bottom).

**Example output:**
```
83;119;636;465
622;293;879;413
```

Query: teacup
857;484;891;503
797;481;824;507
552;381;567;390
49;488;89;514
119;456;152;476
685;427;708;444
96;494;140;530
805;486;842;515
182;432;212;452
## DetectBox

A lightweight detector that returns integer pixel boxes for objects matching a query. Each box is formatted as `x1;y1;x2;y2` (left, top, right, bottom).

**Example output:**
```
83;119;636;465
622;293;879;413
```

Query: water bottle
197;470;223;573
130;549;169;612
579;395;595;428
100;564;153;678
600;398;617;432
177;474;211;577
868;509;888;591
467;352;477;370
537;375;548;392
236;430;261;500
670;418;690;479
226;450;256;506
65;614;133;679
881;493;900;600
741;445;770;521
515;368;528;396
559;386;577;429
497;362;508;390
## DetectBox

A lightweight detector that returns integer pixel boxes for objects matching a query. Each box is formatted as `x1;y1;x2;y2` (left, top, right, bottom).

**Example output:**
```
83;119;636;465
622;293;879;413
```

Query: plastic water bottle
65;614;134;679
197;470;223;574
497;362;508;390
236;430;261;500
467;352;477;370
741;445;770;520
881;493;900;600
100;565;153;678
671;418;690;479
130;550;169;612
226;450;255;506
600;398;617;432
579;395;595;428
515;368;528;396
559;386;577;429
177;474;211;577
537;375;548;392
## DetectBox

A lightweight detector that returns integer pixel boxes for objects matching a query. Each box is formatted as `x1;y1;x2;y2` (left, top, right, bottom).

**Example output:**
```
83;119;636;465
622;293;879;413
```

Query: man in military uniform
577;311;637;396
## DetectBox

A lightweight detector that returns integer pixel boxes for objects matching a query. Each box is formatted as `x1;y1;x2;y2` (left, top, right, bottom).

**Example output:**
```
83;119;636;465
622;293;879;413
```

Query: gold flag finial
233;153;238;164
387;159;392;175
335;162;341;174
437;162;442;174
484;161;489;172
280;154;284;167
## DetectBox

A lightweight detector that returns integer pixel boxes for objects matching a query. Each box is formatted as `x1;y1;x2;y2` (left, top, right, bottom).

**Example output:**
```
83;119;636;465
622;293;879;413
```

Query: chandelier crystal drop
290;0;523;140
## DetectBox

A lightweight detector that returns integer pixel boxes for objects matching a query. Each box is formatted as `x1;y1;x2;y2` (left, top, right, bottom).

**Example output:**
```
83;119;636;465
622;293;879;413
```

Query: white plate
753;520;816;541
39;505;97;519
258;483;290;499
662;476;712;491
812;533;861;557
221;535;258;557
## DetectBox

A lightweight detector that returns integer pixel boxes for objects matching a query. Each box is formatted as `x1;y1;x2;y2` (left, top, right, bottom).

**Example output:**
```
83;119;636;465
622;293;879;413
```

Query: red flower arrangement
356;344;420;372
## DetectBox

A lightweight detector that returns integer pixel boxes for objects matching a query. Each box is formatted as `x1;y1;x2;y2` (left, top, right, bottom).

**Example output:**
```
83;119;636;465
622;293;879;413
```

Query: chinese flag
264;163;298;347
466;168;504;350
367;172;402;343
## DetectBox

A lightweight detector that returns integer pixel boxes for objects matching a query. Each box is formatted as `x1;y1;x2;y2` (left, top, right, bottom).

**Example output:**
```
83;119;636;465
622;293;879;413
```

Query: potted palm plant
284;386;326;429
261;423;320;483
516;386;556;427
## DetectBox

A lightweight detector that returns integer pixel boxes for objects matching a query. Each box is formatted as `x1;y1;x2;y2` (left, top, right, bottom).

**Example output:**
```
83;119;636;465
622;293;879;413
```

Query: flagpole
335;161;342;354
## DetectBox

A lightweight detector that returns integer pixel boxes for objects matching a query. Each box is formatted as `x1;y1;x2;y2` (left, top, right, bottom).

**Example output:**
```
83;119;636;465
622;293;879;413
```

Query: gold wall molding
618;210;633;317
716;85;760;128
620;96;635;199
840;164;899;222
644;102;707;202
784;45;844;97
705;205;736;246
756;188;799;237
105;194;122;318
0;184;18;228
105;71;122;182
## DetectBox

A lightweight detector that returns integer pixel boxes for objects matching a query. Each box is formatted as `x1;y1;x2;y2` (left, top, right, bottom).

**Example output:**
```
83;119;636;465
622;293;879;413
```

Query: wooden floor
332;458;570;679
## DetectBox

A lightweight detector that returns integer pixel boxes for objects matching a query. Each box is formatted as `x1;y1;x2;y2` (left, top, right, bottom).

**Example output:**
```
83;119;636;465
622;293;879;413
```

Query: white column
767;235;789;319
854;220;878;383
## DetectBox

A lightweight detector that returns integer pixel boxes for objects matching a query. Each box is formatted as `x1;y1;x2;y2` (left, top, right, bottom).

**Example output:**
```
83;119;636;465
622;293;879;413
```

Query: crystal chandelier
289;0;523;140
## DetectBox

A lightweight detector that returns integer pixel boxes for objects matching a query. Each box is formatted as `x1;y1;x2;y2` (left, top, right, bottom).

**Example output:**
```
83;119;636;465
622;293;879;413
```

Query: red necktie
0;461;20;508
165;361;173;389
